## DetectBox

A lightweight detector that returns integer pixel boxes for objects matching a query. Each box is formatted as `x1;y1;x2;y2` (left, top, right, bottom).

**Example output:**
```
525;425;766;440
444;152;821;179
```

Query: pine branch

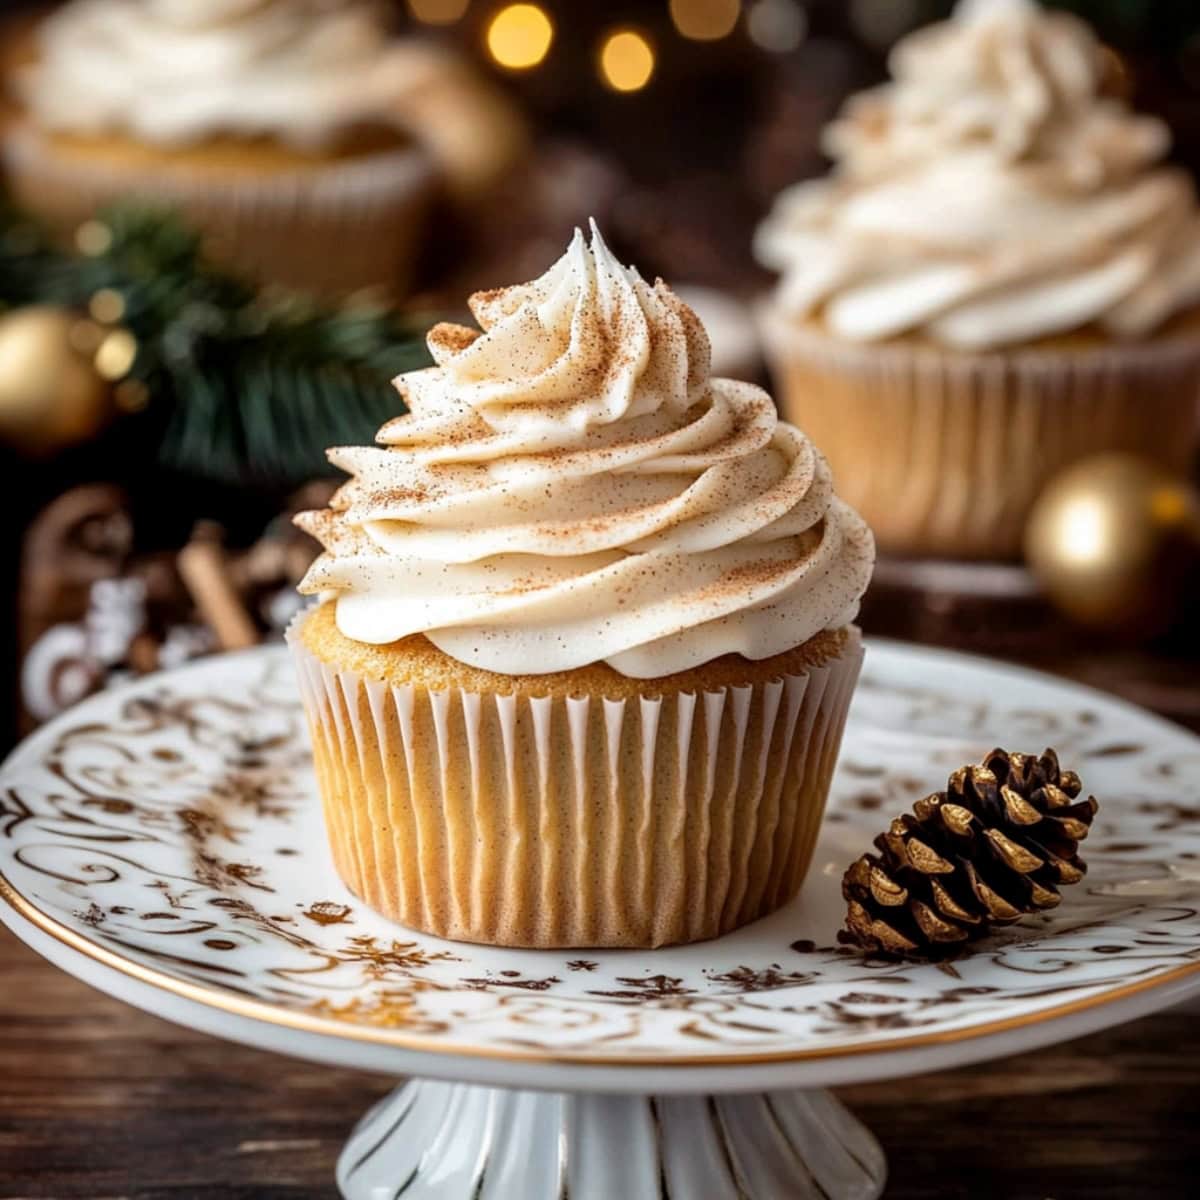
1;201;432;489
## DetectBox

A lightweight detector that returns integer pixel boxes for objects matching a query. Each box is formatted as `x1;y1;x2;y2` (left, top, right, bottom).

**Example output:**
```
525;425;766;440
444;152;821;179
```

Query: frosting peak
298;227;874;678
756;0;1200;349
410;224;710;441
831;0;1167;186
20;0;416;149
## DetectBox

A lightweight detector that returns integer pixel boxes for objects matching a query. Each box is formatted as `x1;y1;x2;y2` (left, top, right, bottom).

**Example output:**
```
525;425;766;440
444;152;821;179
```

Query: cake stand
2;642;1198;1199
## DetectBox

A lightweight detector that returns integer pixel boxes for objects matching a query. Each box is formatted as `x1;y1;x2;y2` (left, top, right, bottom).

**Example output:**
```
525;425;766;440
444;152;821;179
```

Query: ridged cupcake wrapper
2;123;436;296
760;304;1200;560
287;627;863;949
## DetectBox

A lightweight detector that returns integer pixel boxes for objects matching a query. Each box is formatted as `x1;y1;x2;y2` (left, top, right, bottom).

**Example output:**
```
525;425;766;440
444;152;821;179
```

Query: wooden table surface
2;634;1198;1198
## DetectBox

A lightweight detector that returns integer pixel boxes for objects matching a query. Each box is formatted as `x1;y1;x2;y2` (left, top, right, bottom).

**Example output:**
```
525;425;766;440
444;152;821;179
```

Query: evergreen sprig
1;202;431;489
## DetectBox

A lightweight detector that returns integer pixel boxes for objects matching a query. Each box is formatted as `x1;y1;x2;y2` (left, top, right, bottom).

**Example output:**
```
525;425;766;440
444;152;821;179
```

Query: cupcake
289;224;875;949
3;0;438;297
755;0;1200;561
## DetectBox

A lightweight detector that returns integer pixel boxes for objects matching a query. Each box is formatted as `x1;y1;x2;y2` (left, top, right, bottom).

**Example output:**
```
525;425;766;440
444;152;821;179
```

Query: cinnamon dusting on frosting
298;223;874;678
427;324;480;355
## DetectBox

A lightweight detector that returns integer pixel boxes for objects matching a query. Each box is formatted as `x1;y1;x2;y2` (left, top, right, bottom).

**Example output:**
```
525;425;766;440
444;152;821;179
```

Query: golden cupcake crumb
296;600;852;701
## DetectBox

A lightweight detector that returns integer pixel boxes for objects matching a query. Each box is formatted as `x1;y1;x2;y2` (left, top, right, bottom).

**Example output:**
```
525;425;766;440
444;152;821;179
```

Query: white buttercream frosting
297;224;874;679
20;0;416;149
755;0;1200;349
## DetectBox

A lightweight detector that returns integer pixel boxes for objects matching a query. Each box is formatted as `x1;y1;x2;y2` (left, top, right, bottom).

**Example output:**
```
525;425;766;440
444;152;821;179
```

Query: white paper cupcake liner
287;624;863;949
2;122;437;296
760;303;1200;560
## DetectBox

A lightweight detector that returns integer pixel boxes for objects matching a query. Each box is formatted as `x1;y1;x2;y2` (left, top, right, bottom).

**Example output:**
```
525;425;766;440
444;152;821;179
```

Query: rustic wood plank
843;1014;1200;1199
0;930;388;1198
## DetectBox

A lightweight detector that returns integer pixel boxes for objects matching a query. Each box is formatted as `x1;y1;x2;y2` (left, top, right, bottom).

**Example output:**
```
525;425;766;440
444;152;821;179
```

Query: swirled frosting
755;0;1200;349
297;225;874;679
20;0;416;149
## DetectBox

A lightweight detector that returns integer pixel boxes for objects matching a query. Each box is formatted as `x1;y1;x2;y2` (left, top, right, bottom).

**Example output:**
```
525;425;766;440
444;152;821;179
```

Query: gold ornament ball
1025;453;1200;636
0;306;113;456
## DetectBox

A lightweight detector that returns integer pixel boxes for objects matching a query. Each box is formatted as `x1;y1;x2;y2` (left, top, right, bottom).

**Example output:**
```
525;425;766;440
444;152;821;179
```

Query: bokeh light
74;220;112;257
486;4;554;71
669;0;740;42
747;0;808;53
406;0;470;24
1152;485;1191;527
94;329;138;382
599;30;656;93
88;288;125;326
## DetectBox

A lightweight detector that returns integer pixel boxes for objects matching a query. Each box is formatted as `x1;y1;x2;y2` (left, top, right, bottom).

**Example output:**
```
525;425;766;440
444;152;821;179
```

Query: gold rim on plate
2;868;1197;1069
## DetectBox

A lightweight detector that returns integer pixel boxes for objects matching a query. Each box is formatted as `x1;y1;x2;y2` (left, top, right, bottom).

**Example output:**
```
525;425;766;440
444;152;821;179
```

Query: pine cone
840;748;1098;957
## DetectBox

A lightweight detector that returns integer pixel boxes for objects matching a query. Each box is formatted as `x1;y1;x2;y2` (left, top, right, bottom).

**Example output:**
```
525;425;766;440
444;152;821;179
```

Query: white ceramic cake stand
2;642;1199;1199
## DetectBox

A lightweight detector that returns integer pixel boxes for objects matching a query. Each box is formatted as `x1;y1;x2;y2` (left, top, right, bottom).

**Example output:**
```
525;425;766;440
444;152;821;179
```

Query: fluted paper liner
2;123;436;296
760;304;1200;560
287;626;863;949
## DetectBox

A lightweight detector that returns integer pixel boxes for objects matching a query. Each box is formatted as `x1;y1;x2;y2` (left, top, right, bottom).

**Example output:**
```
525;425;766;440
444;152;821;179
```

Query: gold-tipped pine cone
840;748;1099;957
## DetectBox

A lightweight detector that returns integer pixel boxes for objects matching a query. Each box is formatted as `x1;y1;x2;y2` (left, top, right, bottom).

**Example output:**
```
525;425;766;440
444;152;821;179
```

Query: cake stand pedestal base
337;1079;887;1199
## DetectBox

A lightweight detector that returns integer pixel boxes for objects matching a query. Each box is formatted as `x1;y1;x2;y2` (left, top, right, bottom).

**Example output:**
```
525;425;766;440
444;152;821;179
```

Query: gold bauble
1025;453;1200;636
0;306;113;456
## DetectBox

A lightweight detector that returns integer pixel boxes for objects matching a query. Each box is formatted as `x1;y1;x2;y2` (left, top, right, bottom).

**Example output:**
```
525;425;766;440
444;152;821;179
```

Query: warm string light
599;29;656;93
406;0;469;23
669;0;740;42
486;4;554;71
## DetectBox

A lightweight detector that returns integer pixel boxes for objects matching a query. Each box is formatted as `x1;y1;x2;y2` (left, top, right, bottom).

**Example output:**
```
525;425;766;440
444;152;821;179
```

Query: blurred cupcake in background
3;0;444;296
756;0;1200;561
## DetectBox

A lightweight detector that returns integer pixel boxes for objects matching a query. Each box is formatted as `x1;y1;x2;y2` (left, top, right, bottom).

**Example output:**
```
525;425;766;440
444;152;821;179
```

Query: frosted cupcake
756;0;1200;560
4;0;438;296
289;225;875;949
